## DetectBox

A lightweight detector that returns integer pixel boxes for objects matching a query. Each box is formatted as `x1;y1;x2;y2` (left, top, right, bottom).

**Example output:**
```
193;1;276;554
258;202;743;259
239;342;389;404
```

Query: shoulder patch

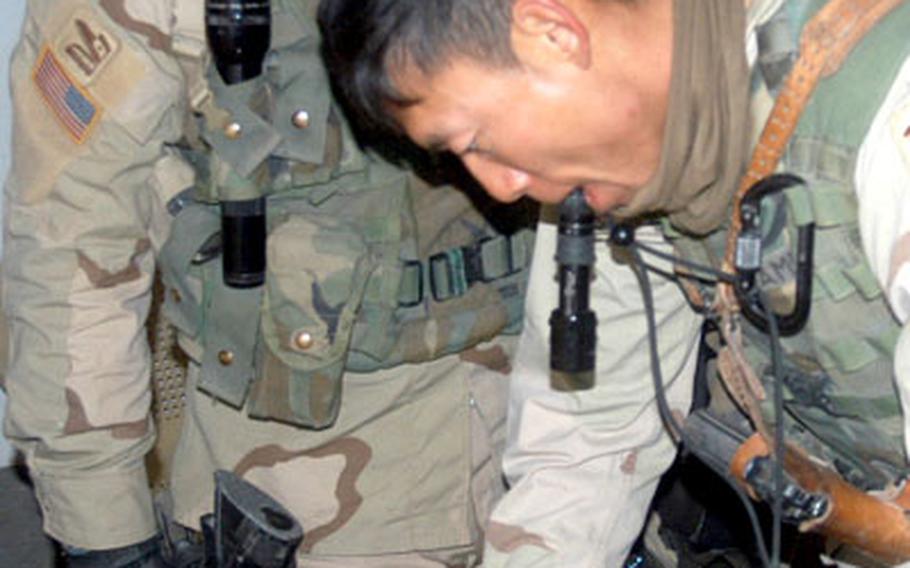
53;8;122;85
32;47;103;145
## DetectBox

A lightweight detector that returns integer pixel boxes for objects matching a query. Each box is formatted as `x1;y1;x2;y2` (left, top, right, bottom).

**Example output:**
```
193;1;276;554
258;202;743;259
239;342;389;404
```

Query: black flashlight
206;0;271;288
206;0;271;84
549;188;598;391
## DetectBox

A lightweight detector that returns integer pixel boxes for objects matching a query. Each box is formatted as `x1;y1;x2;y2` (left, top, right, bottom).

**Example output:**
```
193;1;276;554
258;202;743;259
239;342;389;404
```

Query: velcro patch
53;8;121;85
32;47;102;144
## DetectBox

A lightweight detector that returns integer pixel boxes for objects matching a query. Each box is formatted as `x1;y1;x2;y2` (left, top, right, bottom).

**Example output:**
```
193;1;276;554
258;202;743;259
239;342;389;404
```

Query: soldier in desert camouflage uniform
318;0;910;566
2;0;534;565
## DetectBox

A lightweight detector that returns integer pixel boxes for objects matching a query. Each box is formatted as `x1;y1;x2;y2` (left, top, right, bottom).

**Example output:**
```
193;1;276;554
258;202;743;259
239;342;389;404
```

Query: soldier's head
319;0;674;214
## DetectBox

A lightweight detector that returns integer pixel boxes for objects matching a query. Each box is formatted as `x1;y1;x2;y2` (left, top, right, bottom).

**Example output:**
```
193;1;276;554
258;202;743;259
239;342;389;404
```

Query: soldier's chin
582;184;634;216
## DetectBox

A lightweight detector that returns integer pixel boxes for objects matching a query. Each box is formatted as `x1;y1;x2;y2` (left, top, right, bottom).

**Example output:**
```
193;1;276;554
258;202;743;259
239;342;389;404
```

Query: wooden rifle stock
730;434;910;565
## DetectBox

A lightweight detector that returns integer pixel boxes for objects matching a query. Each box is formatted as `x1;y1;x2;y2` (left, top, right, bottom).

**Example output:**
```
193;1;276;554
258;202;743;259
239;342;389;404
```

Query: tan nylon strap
148;276;189;490
718;0;905;309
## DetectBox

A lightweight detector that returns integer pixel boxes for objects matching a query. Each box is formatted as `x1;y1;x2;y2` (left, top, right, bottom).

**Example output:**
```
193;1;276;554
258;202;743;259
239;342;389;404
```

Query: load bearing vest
158;0;535;429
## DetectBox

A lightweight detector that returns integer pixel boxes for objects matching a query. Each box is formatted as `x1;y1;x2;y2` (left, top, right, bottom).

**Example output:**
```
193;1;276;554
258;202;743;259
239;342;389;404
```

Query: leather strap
708;0;904;453
719;0;905;309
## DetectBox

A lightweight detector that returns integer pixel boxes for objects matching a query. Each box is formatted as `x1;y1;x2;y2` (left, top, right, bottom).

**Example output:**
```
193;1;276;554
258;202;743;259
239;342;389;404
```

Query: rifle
166;470;303;568
198;470;304;568
685;410;910;565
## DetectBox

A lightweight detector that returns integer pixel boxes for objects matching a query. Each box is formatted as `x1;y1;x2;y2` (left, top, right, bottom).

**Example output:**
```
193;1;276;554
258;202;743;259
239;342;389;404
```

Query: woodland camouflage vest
157;0;535;429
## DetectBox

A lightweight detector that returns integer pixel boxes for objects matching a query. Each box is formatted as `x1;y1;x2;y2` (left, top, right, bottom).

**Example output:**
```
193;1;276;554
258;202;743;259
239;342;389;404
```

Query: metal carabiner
734;173;815;337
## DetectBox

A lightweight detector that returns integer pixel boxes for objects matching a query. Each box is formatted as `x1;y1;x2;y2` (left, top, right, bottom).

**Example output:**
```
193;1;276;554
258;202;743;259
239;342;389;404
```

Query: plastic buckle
398;260;424;308
429;250;467;302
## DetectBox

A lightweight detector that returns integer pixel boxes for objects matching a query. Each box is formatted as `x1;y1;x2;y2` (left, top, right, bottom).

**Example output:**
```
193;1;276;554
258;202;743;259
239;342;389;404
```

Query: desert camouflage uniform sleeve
482;219;701;568
1;0;186;550
854;55;910;459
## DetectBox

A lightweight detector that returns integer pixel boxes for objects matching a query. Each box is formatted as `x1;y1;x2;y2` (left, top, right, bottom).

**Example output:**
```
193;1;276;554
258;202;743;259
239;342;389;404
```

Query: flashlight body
221;198;267;288
206;0;271;288
206;0;271;84
549;188;598;390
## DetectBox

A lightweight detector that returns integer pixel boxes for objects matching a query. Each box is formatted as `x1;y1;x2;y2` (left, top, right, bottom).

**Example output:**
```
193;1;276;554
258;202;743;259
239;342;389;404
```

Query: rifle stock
686;410;910;564
731;434;910;565
202;470;304;567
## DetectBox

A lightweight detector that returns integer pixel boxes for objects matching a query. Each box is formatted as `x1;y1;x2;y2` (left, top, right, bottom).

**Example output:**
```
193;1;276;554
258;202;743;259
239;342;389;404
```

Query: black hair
317;0;516;135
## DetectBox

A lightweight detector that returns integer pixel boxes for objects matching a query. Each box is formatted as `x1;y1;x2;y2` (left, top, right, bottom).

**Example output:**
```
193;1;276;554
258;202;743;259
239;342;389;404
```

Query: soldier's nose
462;155;531;203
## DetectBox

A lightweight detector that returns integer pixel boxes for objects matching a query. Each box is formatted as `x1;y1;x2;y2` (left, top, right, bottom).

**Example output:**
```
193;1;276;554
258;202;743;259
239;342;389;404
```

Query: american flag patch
33;47;101;144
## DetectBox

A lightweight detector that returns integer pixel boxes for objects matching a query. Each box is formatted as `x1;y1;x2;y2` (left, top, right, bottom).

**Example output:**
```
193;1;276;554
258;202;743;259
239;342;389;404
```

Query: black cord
627;244;773;568
628;246;683;439
615;238;738;284
756;290;786;568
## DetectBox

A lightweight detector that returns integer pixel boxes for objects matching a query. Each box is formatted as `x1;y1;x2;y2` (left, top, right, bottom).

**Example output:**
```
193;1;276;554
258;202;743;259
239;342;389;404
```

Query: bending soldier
319;0;910;565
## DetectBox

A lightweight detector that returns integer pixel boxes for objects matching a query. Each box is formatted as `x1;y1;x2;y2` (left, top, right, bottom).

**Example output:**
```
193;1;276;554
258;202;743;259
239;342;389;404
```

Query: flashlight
549;188;598;391
206;0;271;288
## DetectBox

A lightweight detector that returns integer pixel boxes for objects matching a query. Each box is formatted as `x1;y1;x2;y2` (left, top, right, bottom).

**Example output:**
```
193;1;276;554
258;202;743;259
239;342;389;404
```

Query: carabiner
734;173;814;337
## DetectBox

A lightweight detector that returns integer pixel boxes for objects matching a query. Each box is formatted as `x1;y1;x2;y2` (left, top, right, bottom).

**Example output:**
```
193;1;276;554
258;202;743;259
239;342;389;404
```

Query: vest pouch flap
160;204;263;408
202;72;282;179
197;259;263;408
158;204;220;340
249;211;374;428
270;43;332;166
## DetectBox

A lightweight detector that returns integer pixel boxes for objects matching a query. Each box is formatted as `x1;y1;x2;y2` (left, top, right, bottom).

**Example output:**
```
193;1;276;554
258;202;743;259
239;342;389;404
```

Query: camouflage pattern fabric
480;220;702;567
666;0;910;491
1;0;525;564
147;275;188;491
477;1;910;566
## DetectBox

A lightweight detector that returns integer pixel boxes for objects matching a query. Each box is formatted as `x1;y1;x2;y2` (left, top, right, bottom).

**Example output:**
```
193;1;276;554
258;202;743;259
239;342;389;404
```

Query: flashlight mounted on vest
206;0;271;84
549;188;598;391
206;0;271;288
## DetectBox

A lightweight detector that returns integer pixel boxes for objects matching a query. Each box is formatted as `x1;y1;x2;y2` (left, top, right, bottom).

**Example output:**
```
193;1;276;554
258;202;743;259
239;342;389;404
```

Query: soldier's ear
511;0;591;71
